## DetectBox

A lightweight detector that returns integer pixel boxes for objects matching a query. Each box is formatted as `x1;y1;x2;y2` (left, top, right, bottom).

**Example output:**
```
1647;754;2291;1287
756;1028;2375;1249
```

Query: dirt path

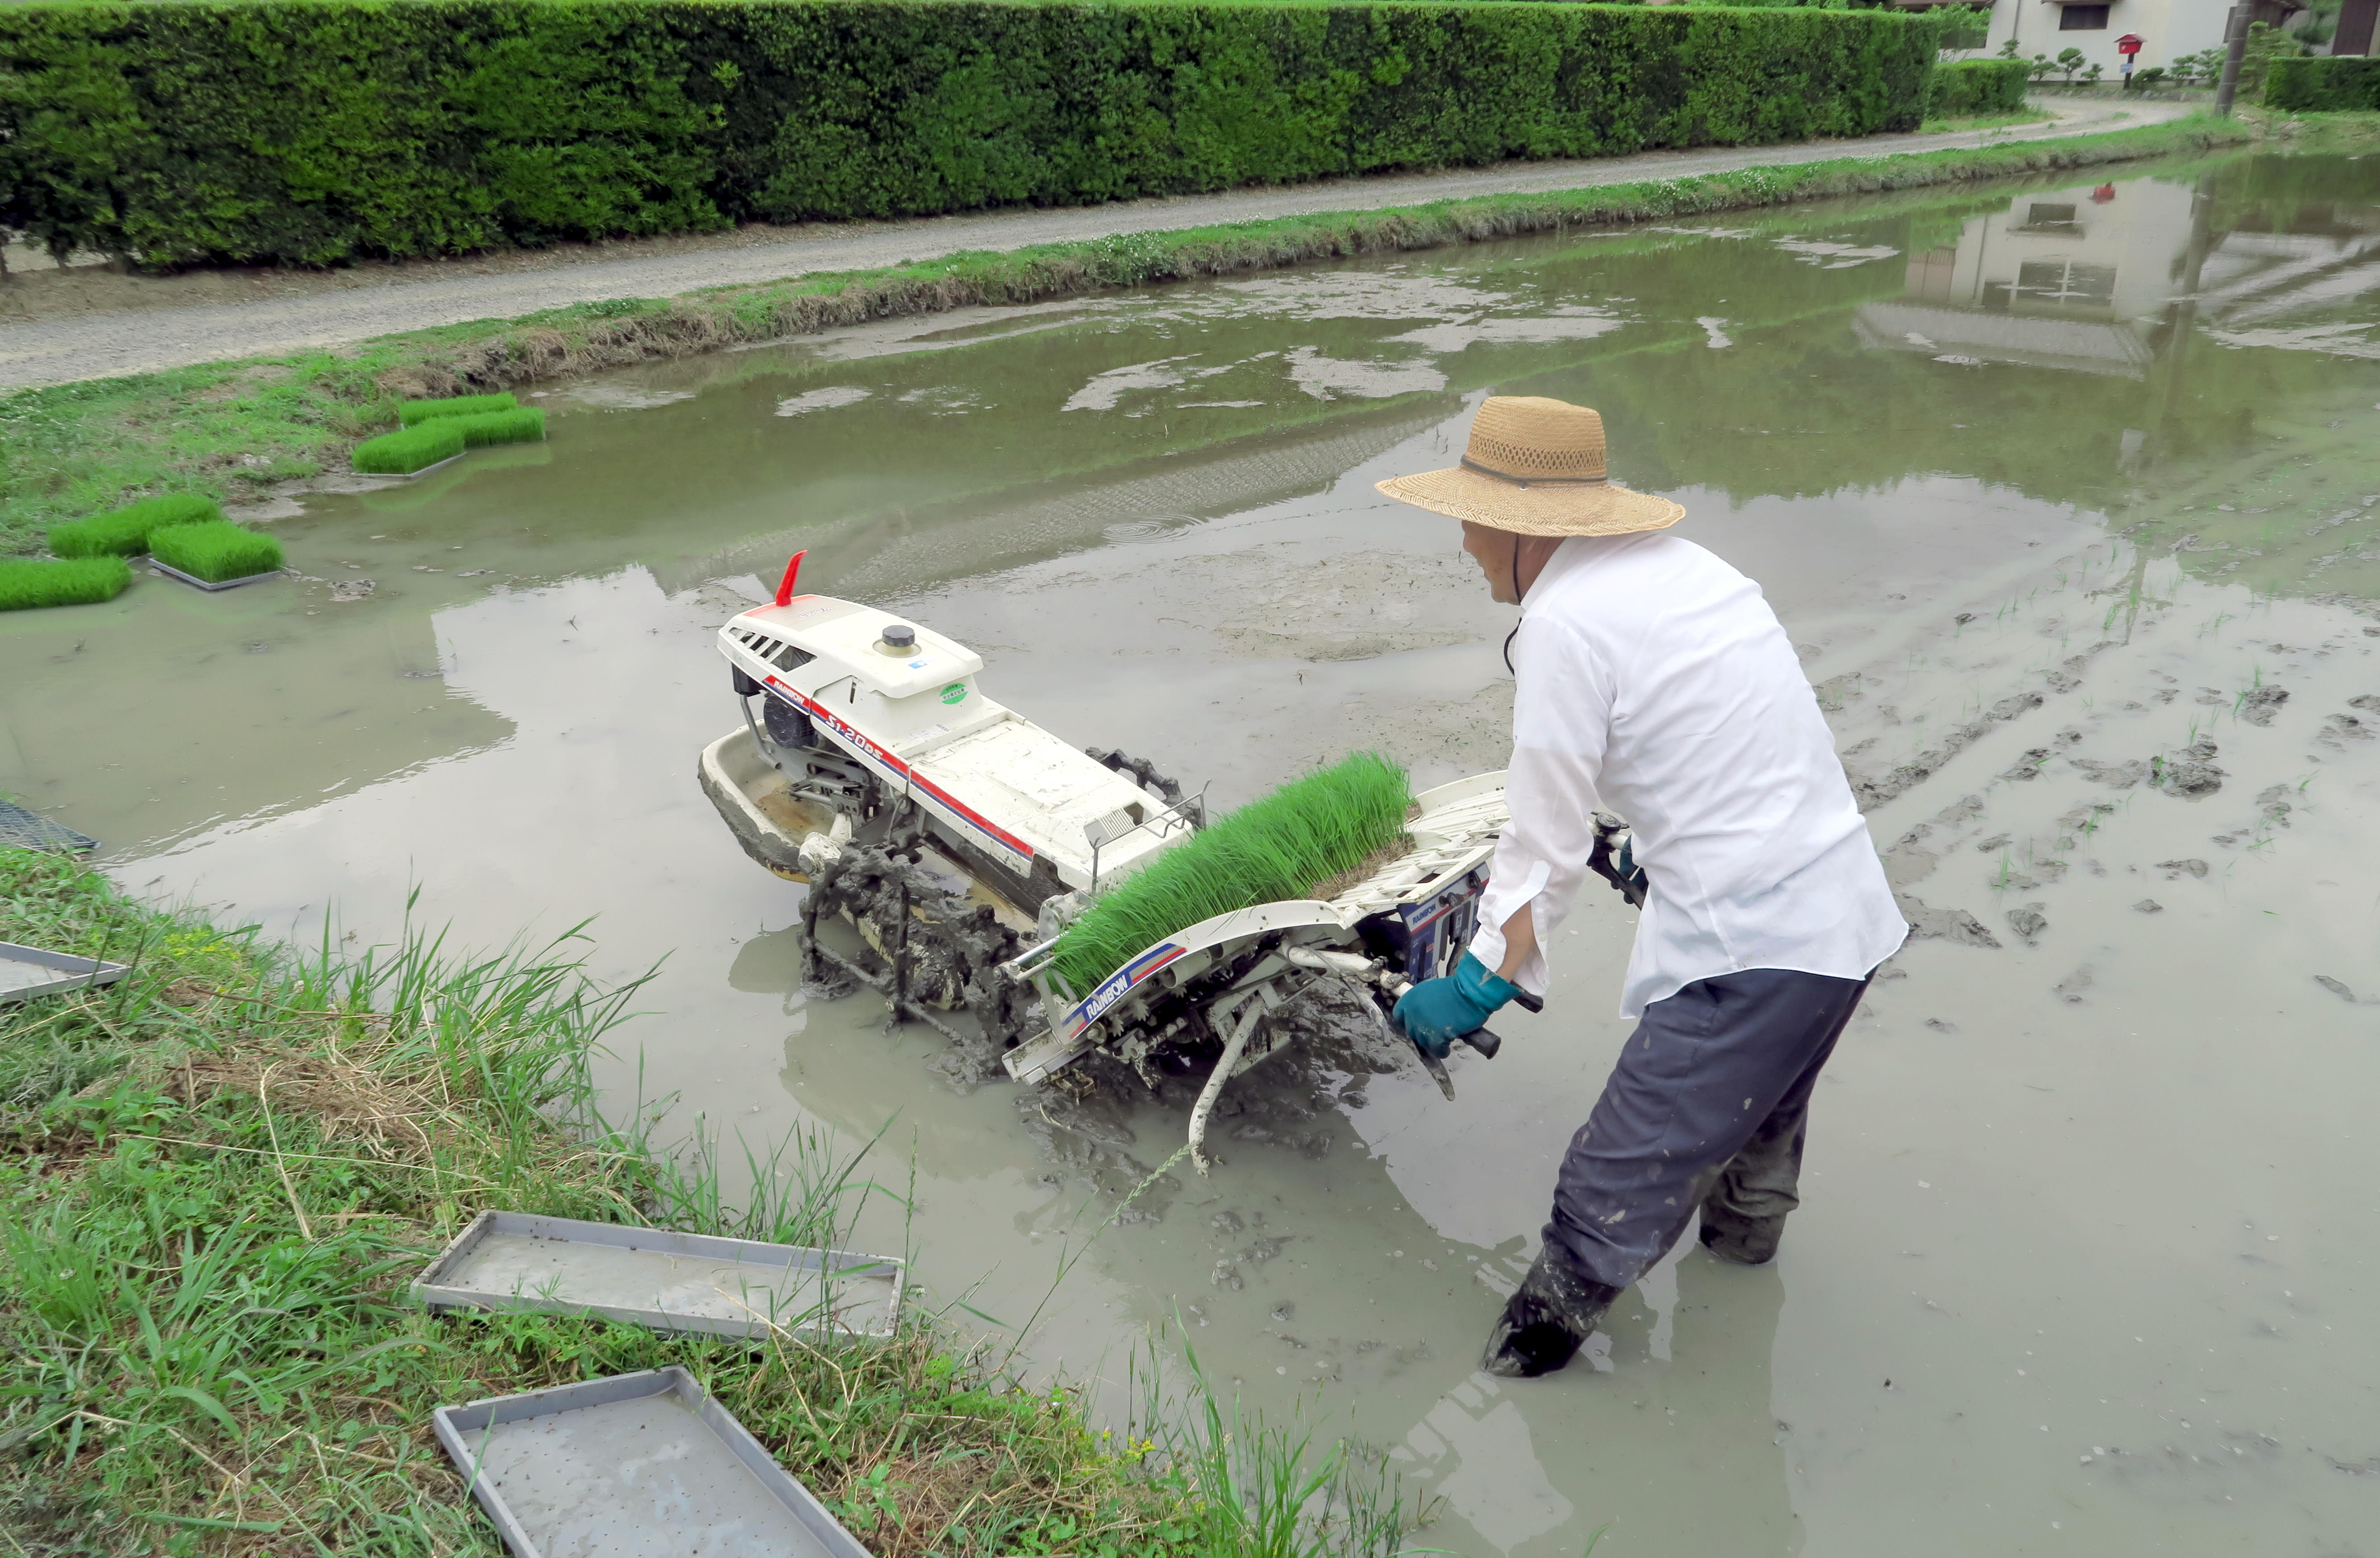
0;99;2188;391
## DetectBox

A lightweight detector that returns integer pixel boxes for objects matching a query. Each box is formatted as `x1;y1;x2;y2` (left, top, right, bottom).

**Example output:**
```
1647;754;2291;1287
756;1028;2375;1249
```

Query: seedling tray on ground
149;559;285;592
434;1366;872;1558
1;941;130;1005
413;1210;903;1341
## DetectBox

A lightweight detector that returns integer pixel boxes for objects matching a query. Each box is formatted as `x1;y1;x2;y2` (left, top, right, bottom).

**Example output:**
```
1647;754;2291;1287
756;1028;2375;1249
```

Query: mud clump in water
2239;685;2291;726
2155;739;2227;798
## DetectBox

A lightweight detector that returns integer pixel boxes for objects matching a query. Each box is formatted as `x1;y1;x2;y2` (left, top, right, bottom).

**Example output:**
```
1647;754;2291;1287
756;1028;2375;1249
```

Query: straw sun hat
1375;396;1684;537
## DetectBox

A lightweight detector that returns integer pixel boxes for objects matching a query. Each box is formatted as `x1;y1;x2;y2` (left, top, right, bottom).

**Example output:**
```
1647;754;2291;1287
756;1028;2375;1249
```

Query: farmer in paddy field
1378;396;1907;1379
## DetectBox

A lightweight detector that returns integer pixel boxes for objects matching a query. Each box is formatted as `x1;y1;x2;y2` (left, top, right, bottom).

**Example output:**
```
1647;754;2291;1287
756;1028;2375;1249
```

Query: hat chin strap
1461;455;1610;491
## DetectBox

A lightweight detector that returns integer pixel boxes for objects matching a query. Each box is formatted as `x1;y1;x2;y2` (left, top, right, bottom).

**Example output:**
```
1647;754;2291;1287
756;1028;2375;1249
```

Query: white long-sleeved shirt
1467;532;1906;1018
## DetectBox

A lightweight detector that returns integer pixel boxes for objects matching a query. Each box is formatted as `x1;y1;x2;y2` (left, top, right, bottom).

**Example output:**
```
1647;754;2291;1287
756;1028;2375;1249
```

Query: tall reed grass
0;848;1420;1554
1049;752;1411;994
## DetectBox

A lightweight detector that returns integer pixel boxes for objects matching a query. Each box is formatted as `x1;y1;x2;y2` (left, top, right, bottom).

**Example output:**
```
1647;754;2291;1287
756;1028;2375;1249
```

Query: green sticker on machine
940;682;968;705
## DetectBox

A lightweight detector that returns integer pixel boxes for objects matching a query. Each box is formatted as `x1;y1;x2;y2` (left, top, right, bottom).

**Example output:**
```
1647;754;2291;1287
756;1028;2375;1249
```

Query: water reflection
6;147;2380;1558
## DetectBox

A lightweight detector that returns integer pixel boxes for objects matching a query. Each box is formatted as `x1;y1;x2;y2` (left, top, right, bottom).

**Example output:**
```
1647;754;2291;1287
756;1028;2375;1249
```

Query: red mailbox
2115;33;2144;55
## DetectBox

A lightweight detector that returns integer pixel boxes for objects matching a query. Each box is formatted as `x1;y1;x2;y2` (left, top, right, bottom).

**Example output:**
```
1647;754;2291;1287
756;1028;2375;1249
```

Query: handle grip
1459;1026;1502;1059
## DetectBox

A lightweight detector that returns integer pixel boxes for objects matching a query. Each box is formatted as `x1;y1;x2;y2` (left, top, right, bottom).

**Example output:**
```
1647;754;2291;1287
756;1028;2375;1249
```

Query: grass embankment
1049;753;1410;996
0;114;2281;558
0;847;1410;1554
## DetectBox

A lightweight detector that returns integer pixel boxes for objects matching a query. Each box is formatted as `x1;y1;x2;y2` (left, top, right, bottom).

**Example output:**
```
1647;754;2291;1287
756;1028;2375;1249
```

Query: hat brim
1374;467;1685;537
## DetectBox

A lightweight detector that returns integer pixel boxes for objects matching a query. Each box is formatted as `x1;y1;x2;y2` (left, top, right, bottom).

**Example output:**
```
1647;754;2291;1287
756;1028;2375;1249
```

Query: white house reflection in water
1858;167;2380;376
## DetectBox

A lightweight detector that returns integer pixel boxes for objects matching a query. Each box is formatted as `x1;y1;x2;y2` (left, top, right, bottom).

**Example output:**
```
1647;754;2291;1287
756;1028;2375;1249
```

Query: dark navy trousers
1544;967;1871;1290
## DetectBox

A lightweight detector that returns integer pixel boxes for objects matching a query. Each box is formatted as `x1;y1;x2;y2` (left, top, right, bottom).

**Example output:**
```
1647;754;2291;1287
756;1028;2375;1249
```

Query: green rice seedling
397;391;519;426
352;418;465;474
148;518;284;583
45;492;219;558
0;556;132;611
1048;751;1410;995
449;405;547;447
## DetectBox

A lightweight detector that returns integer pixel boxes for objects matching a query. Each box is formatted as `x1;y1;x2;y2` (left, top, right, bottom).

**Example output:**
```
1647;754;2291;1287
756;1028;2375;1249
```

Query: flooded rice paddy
8;149;2380;1555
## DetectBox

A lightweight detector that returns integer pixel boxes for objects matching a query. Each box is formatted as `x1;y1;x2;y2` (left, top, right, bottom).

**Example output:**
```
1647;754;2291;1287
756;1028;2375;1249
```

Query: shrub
2264;55;2380;111
1047;751;1411;996
397;392;521;426
1927;58;2030;117
46;493;220;558
448;407;547;447
0;557;133;611
149;520;285;583
352;421;466;475
0;1;1937;269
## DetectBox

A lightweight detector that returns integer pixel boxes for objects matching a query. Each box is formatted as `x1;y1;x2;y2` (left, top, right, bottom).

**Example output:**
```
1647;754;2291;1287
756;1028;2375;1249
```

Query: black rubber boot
1482;1246;1621;1379
1697;1207;1786;1266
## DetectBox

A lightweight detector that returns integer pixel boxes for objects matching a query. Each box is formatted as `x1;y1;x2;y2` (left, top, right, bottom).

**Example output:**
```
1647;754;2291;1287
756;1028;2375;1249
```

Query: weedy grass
397;392;519;426
352;420;466;475
1;116;2268;559
449;405;547;447
147;518;284;583
1050;752;1411;996
0;848;1419;1555
44;492;219;558
0;556;132;612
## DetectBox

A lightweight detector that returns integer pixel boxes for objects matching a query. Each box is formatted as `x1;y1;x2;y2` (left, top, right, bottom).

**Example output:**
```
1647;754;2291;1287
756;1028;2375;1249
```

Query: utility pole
2213;2;2252;115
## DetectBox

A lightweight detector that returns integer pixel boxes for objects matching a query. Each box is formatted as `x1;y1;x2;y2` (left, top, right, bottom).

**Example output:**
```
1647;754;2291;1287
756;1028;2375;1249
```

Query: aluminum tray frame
0;941;131;1006
433;1365;872;1558
412;1209;905;1342
149;558;286;592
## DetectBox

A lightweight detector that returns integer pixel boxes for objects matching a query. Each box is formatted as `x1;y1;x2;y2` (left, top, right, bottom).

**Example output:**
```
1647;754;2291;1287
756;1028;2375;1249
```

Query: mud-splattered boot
1697;1206;1787;1266
1482;1247;1620;1379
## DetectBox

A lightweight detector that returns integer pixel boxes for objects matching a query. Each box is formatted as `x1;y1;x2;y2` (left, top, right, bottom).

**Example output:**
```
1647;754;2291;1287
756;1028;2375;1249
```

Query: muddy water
8;149;2380;1554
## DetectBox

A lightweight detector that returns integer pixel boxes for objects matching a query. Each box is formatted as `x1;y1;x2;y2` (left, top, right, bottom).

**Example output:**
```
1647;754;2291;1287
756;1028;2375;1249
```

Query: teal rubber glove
1392;952;1522;1060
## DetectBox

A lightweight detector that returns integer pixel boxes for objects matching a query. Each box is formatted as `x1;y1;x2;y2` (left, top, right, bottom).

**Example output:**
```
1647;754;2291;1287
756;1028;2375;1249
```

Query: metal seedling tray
149;559;286;592
0;941;130;1005
413;1210;904;1341
434;1366;872;1558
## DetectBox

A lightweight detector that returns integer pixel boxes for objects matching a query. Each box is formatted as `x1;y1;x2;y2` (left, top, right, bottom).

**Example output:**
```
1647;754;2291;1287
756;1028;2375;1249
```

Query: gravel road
0;99;2189;391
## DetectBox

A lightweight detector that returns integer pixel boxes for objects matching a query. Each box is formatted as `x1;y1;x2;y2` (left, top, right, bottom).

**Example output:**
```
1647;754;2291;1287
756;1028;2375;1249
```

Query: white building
1914;0;2350;77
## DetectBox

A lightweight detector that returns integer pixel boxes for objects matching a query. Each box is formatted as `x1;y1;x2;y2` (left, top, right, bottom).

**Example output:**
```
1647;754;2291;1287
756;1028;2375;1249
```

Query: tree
2083;62;2104;86
2028;51;2057;83
2056;46;2086;82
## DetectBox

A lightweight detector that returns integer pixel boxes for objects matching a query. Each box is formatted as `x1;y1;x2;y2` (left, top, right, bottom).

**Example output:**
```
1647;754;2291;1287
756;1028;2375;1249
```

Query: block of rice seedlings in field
352;420;467;475
0;557;133;612
46;493;220;558
147;520;285;589
1047;750;1411;995
397;392;519;427
448;406;546;448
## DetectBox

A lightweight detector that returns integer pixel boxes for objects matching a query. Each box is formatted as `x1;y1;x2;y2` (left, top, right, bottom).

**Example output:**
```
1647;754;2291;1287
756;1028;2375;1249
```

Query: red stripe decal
764;676;1035;863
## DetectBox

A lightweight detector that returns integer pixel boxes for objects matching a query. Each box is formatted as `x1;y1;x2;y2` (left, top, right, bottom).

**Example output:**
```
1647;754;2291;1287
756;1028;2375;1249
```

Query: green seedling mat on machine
1047;750;1411;995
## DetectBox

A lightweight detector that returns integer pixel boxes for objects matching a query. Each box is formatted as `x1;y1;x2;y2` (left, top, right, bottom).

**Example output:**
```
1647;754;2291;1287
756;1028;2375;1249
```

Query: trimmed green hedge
46;494;221;558
1926;58;2029;118
398;393;520;426
0;0;1936;268
2264;57;2380;112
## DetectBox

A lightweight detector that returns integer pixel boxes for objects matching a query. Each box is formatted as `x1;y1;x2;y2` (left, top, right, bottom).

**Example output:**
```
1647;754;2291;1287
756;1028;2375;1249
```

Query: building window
2060;4;2112;29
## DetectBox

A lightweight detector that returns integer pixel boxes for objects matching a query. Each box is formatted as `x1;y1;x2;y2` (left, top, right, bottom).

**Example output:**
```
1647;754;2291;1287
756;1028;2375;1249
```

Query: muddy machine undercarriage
698;559;1526;1169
